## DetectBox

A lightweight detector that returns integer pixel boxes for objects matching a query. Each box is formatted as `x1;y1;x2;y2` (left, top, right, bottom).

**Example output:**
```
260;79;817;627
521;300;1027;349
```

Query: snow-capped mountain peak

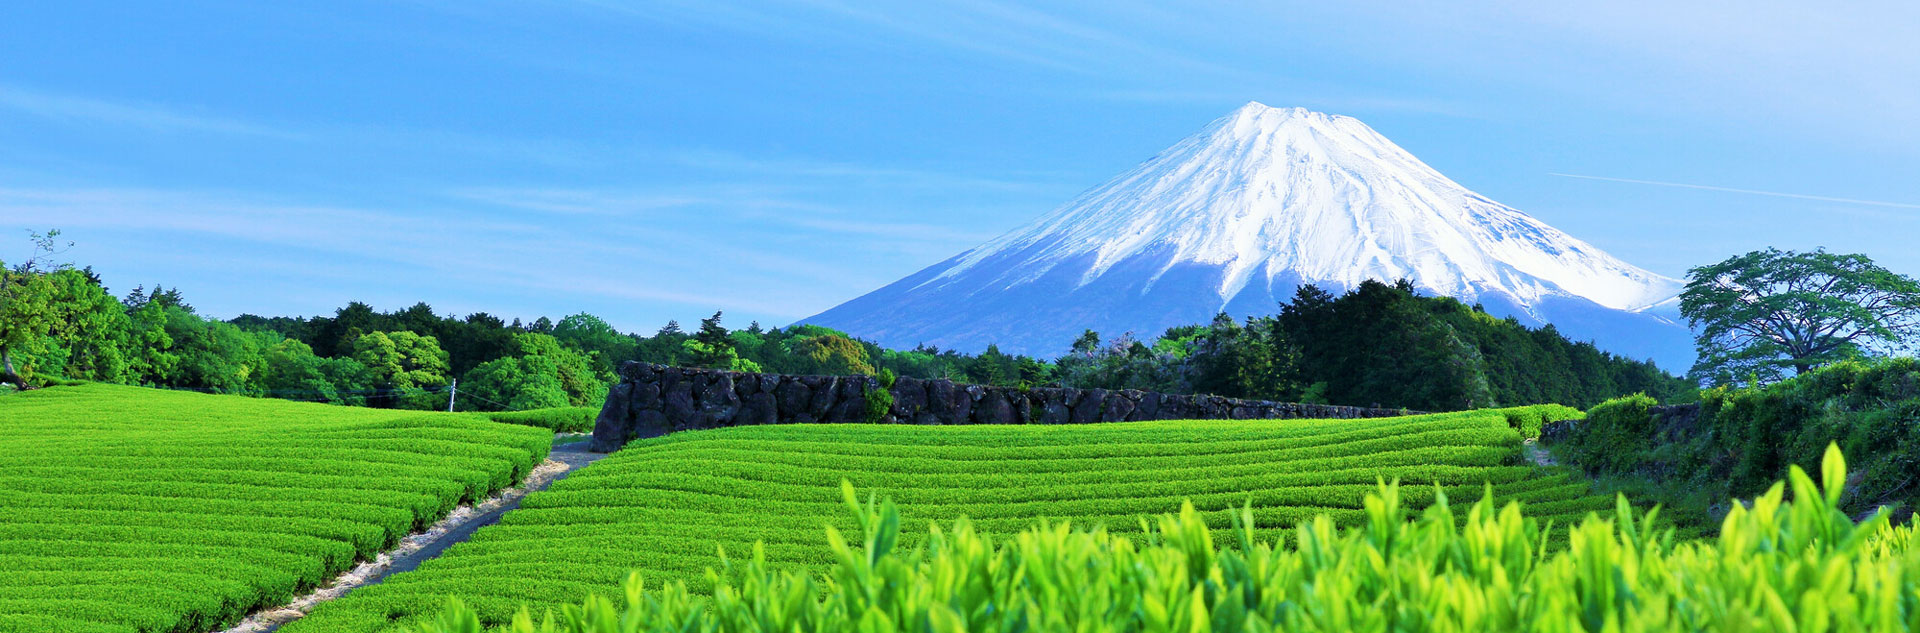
802;103;1691;367
936;101;1679;314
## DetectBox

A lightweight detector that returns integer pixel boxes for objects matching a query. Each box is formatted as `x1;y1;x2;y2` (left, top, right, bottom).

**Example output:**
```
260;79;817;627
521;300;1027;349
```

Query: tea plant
421;445;1915;633
291;407;1622;632
0;383;552;633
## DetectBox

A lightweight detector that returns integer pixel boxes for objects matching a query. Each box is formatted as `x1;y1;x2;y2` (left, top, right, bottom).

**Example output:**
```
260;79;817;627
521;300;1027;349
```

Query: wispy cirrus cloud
0;185;847;320
0;84;302;139
446;188;731;216
664;149;1075;193
0;83;632;171
446;184;1003;247
569;0;1237;79
1550;173;1920;210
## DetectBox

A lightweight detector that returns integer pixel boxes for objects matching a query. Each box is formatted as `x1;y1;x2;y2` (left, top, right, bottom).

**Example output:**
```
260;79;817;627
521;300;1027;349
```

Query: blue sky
3;1;1917;334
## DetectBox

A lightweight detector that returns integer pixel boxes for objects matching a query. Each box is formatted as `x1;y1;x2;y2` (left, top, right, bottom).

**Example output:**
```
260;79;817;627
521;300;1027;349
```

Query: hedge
289;408;1617;632
0;383;552;633
417;448;1917;633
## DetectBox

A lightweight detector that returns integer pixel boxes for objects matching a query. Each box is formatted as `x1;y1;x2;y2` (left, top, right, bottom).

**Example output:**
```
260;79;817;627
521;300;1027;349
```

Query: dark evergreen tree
687;311;737;369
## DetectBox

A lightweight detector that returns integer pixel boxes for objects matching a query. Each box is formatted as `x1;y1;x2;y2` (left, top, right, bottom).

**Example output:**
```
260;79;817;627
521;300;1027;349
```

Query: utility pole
447;378;458;412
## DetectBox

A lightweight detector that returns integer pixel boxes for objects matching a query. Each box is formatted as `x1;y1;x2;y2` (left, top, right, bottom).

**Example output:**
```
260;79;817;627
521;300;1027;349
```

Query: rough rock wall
589;362;1417;452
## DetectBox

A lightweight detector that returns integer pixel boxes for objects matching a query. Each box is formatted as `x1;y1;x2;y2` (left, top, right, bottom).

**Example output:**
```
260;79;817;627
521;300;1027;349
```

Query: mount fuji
802;102;1695;370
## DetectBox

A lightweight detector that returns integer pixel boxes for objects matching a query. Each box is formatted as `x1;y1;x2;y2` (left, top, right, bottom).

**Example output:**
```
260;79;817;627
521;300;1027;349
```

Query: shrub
415;446;1914;633
487;407;598;433
1558;392;1657;473
863;369;896;424
1702;357;1920;516
292;410;1630;632
1493;403;1584;439
0;383;552;633
1554;358;1920;520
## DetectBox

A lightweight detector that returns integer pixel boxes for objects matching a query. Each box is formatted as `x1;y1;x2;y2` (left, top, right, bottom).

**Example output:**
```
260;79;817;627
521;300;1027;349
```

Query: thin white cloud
1301;1;1920;147
780;216;998;243
0;180;1013;325
445;183;1006;245
664;149;1075;193
0;186;847;317
447;188;725;216
0;84;302;138
0;83;626;170
1091;89;1486;120
569;0;1237;79
1549;173;1920;210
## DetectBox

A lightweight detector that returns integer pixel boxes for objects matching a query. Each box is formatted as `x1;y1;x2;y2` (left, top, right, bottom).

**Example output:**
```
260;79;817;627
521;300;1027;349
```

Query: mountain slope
804;102;1694;369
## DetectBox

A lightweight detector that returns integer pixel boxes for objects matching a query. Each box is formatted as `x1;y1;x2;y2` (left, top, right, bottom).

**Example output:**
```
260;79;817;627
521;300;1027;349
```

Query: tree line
3;231;1700;412
1059;279;1692;410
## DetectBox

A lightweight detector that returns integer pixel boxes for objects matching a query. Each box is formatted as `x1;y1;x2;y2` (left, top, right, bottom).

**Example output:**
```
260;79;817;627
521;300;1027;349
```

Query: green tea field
287;407;1614;632
0;384;554;633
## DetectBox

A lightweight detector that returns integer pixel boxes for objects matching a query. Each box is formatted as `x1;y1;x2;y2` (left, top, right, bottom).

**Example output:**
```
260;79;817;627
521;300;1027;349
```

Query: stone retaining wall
589;362;1417;452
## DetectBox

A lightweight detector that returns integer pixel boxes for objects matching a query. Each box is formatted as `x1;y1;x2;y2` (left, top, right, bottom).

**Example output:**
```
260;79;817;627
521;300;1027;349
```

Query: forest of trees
1059;280;1690;410
2;234;1687;412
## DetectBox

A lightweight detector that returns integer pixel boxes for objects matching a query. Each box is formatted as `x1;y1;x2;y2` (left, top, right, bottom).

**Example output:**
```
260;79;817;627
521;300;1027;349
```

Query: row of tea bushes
419;447;1916;633
288;407;1619;632
0;384;553;633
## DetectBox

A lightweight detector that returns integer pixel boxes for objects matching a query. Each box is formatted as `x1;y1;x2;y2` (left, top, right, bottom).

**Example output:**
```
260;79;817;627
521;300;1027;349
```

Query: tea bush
486;407;598;433
289;408;1621;632
417;446;1916;633
0;383;552;633
1555;392;1658;472
1495;403;1585;439
1554;358;1920;520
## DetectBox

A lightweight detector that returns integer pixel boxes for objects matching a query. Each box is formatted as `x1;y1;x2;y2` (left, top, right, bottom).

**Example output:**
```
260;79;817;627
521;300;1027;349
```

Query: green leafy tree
0;230;71;387
259;338;375;405
441;312;518;376
506;333;609;406
315;301;379;358
728;329;765;359
632;320;687;365
1054;331;1186;393
351;330;451;408
161;310;266;393
792;333;873;375
42;269;131;382
459;354;572;411
0;268;56;387
1070;329;1101;355
875;346;953;381
122;297;179;385
316;356;378;406
1184;313;1281;399
1331;281;1494;410
967;345;1007;385
1015;357;1051;389
1682;248;1920;384
552;313;637;374
680;339;764;373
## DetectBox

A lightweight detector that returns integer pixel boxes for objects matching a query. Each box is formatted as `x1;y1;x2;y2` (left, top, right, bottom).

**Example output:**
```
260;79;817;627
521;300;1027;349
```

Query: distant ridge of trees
4;234;1686;412
1059;279;1691;411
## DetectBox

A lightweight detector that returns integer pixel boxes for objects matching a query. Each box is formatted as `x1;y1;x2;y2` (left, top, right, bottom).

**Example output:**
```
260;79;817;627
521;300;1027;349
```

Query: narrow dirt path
1522;439;1557;467
220;438;609;633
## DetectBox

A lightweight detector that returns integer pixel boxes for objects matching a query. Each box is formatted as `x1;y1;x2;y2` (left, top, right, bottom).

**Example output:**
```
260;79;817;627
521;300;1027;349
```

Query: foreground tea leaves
417;444;1917;633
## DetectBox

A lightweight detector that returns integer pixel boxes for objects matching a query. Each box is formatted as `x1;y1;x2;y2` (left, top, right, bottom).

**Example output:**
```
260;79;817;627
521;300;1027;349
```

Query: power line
456;391;520;411
139;383;527;412
149;386;450;395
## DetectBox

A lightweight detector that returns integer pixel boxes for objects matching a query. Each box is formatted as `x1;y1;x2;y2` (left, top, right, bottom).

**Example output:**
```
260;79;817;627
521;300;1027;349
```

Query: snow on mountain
802;102;1694;369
